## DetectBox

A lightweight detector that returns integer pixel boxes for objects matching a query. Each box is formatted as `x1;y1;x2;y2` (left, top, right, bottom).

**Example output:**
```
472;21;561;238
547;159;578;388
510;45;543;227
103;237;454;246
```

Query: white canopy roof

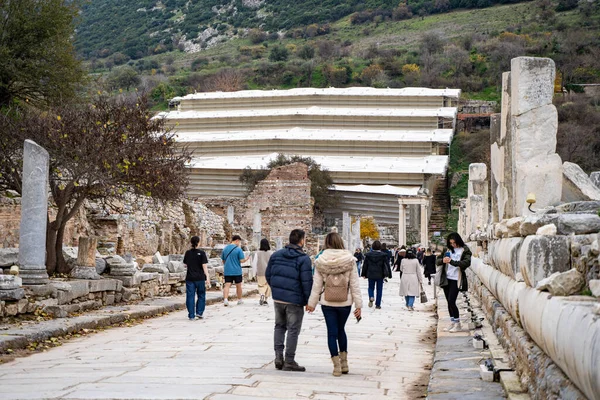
333;184;421;196
175;87;461;101
189;153;448;174
176;128;453;144
161;107;457;120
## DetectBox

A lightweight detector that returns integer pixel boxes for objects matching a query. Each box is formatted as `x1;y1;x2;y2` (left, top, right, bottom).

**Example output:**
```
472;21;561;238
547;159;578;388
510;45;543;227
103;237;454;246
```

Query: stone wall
243;163;313;245
0;195;225;257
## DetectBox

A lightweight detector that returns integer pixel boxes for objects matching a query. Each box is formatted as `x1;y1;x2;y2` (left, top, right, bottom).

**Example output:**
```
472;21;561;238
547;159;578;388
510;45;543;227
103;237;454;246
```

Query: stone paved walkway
0;273;437;400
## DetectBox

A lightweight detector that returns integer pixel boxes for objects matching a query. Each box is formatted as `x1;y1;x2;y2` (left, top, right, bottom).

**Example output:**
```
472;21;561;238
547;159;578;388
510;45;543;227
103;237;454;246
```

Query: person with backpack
183;236;210;320
436;232;472;333
307;232;362;377
265;229;313;372
361;240;391;309
423;248;437;285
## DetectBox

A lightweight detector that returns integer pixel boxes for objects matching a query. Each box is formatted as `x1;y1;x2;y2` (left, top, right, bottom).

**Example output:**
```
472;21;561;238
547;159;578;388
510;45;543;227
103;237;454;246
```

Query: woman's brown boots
331;356;342;377
339;352;349;374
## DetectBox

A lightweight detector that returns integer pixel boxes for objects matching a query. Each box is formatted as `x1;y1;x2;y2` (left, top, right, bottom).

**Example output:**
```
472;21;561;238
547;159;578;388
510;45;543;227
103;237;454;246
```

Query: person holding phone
436;232;472;333
307;232;363;377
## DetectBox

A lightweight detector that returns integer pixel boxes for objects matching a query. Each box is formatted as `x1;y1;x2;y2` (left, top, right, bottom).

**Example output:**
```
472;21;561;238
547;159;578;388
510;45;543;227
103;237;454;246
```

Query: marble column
352;219;361;250
398;200;407;247
18;140;50;285
420;201;429;247
71;237;101;280
342;212;351;248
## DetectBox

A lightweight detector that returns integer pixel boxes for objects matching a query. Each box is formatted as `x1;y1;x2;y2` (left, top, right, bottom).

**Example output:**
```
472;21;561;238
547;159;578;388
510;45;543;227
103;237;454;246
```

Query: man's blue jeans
368;279;384;307
186;280;206;319
356;261;362;276
405;296;415;307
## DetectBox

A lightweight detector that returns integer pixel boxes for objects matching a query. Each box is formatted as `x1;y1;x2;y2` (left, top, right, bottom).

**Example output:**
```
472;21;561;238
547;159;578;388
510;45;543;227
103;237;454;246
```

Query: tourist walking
394;248;405;273
417;247;425;265
398;249;423;311
307;232;362;377
183;236;210;320
307;232;362;376
221;235;250;306
436;232;472;333
423;249;437;285
265;229;313;372
361;240;391;309
353;248;364;275
253;238;274;306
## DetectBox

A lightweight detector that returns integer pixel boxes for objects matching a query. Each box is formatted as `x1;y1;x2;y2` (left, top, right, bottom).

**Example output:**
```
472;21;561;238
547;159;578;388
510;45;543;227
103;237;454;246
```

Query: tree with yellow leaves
360;217;380;240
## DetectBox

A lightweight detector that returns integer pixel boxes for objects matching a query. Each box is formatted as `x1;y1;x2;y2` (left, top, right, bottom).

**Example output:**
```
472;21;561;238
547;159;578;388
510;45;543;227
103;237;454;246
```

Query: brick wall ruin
244;163;314;242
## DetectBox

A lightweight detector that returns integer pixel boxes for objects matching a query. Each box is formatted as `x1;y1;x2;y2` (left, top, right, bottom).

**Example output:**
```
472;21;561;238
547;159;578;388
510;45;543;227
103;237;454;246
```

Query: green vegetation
76;0;600;110
0;0;86;107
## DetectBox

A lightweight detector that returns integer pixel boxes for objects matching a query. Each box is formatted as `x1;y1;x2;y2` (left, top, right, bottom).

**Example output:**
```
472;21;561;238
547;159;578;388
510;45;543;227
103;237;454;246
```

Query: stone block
506;217;524;237
121;287;139;301
115;279;123;293
510;57;556;116
156;273;169;285
88;279;118;292
536;269;585;296
105;255;127;268
590;280;600;297
152;251;165;264
24;283;55;298
70;266;101;280
468;163;487;181
0;288;25;301
520;214;561;236
556;200;600;213
562;162;600;202
488;238;524;279
105;294;115;305
17;298;28;314
555;214;600;235
37;298;58;308
115;292;123;303
139;272;157;282
141;264;169;274
167;271;186;283
536;224;557;235
519;235;571;288
5;302;18;316
167;261;185;273
168;254;184;262
112;273;142;288
68;280;90;299
109;263;137;276
514;154;563;217
96;258;107;275
56;290;72;305
513;104;558;159
0;275;22;290
0;248;18;267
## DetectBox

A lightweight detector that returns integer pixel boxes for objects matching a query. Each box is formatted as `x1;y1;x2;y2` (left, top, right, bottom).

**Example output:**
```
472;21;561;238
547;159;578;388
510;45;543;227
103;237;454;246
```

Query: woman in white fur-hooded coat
307;233;362;377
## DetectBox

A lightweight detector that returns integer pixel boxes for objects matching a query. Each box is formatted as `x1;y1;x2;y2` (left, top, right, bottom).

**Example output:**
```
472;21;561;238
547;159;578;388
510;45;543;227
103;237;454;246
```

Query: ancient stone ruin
460;57;600;400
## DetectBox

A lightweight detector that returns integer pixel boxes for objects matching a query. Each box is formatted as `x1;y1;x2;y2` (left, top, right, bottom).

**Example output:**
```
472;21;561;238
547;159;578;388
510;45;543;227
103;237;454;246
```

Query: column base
19;266;49;285
70;266;102;280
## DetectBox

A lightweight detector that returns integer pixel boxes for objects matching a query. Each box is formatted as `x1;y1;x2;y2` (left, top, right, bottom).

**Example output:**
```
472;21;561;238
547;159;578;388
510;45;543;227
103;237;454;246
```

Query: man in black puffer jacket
361;240;391;309
266;229;313;372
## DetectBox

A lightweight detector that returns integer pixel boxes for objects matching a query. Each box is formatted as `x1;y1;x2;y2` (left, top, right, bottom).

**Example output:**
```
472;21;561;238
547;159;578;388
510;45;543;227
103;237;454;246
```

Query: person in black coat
422;248;437;285
361;241;391;309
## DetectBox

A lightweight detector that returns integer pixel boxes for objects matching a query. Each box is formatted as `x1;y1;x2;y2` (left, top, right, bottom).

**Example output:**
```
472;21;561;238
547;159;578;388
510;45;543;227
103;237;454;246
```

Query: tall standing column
398;200;407;247
18;140;50;285
420;201;429;246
